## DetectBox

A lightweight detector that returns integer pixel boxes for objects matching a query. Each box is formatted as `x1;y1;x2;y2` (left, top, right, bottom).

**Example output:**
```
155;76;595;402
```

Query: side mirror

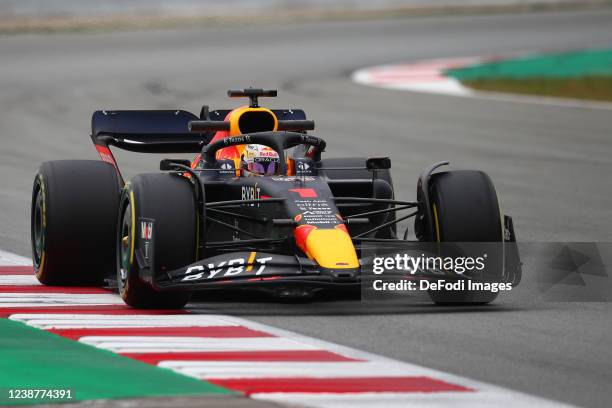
160;159;192;171
366;157;391;170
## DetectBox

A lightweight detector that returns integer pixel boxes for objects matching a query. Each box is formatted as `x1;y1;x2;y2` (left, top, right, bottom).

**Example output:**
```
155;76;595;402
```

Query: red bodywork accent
191;112;237;168
96;145;123;183
294;224;317;255
246;276;281;282
95;145;118;169
335;224;349;234
190;154;201;169
289;188;317;198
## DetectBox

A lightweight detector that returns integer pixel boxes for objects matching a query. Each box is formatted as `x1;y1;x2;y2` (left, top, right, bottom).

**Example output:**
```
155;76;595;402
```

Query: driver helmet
241;144;279;176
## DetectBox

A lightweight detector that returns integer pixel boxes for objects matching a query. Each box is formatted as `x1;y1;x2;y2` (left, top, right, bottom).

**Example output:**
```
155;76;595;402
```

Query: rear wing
91;108;309;153
90;108;309;184
92;110;210;154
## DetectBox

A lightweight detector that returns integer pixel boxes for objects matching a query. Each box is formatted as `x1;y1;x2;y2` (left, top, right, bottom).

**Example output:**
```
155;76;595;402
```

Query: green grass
0;319;232;405
462;75;612;102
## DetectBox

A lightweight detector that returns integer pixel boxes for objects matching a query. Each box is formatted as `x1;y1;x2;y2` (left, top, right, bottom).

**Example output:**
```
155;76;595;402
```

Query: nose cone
294;224;359;269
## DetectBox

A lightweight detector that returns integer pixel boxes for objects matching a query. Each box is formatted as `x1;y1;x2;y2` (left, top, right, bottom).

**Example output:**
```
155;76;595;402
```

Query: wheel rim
31;182;45;268
118;202;132;292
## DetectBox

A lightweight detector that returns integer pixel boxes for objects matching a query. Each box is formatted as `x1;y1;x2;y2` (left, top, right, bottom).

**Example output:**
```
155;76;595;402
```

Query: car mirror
160;159;192;171
366;157;391;170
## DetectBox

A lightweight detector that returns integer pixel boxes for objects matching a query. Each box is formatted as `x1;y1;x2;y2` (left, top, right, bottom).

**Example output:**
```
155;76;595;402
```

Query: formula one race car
30;88;520;308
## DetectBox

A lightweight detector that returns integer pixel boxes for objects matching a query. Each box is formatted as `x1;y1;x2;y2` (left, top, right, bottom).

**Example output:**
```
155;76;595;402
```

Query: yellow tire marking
36;174;46;278
129;190;136;265
433;203;441;243
195;211;200;260
37;252;45;279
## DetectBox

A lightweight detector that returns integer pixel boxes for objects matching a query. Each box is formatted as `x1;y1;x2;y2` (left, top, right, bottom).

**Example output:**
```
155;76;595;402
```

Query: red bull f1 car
30;88;520;308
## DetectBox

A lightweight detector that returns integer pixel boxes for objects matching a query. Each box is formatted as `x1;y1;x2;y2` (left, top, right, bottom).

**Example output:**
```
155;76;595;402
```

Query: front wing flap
157;252;320;289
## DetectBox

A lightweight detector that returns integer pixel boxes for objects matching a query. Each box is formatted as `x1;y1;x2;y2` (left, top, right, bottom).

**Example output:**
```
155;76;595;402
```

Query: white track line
161;361;424;379
10;314;239;328
79;336;321;353
0;275;40;285
0;249;32;266
0;293;123;307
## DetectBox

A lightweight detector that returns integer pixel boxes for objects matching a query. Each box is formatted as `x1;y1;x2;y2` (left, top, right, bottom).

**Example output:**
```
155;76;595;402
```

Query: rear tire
426;170;503;305
31;160;120;285
117;173;196;309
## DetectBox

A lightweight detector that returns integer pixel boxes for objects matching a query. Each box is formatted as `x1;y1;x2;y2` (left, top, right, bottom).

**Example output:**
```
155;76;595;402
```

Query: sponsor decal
255;148;278;158
241;185;261;201
217;160;236;175
300;134;321;146
271;176;316;182
181;253;273;281
295;161;313;175
224;135;251;146
294;199;338;225
137;218;155;266
141;221;153;240
254;156;278;163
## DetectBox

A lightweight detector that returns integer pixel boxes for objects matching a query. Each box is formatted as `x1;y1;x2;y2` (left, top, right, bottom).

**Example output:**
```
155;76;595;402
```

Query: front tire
117;173;196;309
31;160;120;285
426;170;503;305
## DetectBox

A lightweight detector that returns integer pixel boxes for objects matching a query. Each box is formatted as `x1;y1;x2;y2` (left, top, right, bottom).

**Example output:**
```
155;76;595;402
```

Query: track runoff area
0;249;569;408
352;48;612;109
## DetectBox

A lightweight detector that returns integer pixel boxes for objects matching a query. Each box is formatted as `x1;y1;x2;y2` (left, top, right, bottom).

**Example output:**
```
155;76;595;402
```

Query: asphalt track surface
0;9;611;408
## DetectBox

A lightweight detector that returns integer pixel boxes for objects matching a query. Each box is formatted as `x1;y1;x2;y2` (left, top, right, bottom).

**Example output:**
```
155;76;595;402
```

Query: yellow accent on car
246;251;257;272
305;229;359;269
228;106;278;137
